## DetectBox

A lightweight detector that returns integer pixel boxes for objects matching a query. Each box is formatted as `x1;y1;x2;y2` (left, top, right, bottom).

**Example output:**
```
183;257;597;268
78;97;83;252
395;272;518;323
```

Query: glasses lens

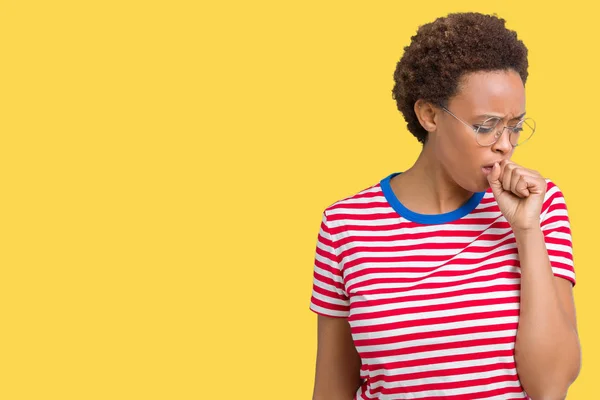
510;118;536;146
475;118;536;146
475;118;501;146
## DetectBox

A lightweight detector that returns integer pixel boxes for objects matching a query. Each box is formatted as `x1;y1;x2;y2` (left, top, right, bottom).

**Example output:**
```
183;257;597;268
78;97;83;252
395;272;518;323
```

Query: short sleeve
309;210;351;318
541;179;575;286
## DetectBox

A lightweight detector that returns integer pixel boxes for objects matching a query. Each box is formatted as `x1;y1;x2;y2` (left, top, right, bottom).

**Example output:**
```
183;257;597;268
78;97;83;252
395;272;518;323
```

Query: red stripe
346;256;520;291
351;309;520;333
350;296;519;321
353;322;519;347
351;284;520;308
370;361;517;384
369;349;515;370
355;271;521;296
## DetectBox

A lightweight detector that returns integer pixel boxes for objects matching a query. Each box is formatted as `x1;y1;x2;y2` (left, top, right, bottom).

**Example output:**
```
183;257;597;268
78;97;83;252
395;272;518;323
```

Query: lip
482;161;503;168
482;166;494;176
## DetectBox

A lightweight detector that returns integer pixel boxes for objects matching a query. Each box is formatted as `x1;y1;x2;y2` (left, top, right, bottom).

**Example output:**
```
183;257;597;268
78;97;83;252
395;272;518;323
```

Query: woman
309;12;580;400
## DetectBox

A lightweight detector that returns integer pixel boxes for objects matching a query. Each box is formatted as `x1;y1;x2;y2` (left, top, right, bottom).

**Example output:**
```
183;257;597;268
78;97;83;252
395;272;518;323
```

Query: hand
486;160;547;232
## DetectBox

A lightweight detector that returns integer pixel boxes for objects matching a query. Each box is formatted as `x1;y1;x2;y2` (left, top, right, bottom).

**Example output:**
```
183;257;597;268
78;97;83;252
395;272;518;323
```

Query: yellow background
0;1;596;399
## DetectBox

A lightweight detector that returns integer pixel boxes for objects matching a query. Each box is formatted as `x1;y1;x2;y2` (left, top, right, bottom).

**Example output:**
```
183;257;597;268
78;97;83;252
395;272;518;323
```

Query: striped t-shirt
309;171;575;400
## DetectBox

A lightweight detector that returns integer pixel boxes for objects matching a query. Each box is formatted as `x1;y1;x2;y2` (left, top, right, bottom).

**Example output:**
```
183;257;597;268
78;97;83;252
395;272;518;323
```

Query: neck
392;142;474;215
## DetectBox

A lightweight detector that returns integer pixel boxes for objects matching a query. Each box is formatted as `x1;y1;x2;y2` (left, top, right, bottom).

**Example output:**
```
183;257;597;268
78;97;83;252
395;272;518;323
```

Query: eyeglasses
440;106;536;147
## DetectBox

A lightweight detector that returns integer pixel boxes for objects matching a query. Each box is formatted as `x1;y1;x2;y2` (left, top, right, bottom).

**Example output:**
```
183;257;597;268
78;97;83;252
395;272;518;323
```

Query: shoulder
540;177;571;222
544;177;561;192
322;179;384;221
543;177;568;204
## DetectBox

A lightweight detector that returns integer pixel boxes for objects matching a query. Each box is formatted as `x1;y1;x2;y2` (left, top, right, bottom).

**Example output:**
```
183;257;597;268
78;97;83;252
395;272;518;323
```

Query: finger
501;161;540;179
500;161;538;184
526;176;547;195
516;175;530;197
509;168;537;197
487;162;503;197
510;170;527;198
499;161;545;196
501;162;516;193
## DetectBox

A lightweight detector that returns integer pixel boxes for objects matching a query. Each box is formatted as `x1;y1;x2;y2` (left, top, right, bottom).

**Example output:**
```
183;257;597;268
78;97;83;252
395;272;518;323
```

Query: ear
414;99;439;133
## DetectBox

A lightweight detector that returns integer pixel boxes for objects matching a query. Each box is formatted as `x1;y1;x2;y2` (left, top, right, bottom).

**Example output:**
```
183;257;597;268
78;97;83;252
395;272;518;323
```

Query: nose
490;126;513;154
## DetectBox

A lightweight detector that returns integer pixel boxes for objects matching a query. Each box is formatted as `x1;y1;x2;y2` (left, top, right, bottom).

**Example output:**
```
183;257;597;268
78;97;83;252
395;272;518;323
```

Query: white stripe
546;231;571;241
361;342;515;365
351;289;520;314
368;355;516;376
351;302;520;328
312;262;344;284
374;380;523;399
342;242;518;268
353;315;519;340
356;329;517;353
351;255;520;291
311;289;349;307
370;367;518;391
546;242;572;254
552;268;575;282
309;303;348;317
549;256;574;268
349;277;521;302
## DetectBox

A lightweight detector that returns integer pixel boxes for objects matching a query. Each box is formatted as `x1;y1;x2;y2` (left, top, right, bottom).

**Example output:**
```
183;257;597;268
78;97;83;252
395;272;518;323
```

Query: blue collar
380;172;486;225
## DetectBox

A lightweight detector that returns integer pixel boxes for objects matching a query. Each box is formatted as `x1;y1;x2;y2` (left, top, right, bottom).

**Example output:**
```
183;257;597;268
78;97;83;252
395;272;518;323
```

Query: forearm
312;376;362;400
513;227;580;399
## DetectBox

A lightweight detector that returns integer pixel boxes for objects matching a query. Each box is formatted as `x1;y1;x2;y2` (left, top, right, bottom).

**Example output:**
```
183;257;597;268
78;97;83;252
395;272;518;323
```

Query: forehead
450;70;526;118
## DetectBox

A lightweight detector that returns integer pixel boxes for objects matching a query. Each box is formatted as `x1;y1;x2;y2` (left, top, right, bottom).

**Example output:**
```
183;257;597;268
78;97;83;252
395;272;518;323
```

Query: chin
476;177;492;193
457;177;489;193
451;170;490;193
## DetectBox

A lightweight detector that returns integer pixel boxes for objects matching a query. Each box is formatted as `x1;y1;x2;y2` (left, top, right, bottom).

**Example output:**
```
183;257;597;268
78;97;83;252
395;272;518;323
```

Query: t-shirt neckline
380;172;486;225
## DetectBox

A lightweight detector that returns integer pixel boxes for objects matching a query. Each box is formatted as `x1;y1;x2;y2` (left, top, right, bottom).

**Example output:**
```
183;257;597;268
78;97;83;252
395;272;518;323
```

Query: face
433;69;526;193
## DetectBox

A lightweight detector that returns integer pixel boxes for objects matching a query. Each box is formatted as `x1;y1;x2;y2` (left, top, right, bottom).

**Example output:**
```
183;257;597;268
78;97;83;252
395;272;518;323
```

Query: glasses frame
440;106;536;147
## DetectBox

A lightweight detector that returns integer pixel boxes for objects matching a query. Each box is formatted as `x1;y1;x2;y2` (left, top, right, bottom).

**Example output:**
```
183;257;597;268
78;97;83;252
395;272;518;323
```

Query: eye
474;126;494;134
474;117;501;133
508;119;526;132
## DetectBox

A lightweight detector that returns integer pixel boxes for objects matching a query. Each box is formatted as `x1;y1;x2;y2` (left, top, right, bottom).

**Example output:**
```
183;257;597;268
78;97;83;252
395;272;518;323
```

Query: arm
312;314;362;400
513;227;581;400
485;162;580;399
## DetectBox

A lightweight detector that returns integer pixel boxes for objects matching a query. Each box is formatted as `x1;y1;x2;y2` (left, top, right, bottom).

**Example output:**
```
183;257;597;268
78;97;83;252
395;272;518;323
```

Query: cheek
440;132;479;170
440;137;488;190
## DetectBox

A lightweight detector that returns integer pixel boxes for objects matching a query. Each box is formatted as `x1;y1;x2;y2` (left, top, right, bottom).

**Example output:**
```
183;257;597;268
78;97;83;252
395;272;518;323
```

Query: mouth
481;163;498;175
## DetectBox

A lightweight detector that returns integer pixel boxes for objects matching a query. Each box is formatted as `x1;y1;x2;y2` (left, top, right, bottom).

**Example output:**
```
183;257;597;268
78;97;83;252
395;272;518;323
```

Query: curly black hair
392;12;529;144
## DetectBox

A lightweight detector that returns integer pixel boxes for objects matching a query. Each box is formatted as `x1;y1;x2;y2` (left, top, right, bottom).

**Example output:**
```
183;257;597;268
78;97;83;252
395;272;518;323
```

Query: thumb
487;162;503;197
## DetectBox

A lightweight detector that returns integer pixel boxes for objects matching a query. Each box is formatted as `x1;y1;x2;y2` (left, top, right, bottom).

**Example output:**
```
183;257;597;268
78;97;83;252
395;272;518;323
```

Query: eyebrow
476;112;527;120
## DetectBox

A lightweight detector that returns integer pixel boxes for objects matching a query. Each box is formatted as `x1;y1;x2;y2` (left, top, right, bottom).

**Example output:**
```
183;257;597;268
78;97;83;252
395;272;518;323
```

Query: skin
312;69;581;400
312;314;362;400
